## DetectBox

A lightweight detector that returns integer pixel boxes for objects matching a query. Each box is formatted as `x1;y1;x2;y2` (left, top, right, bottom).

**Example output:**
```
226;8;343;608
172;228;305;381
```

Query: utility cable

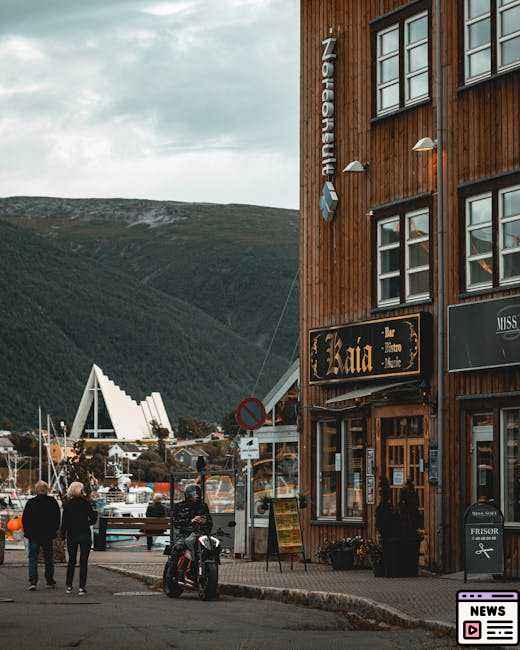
252;268;299;396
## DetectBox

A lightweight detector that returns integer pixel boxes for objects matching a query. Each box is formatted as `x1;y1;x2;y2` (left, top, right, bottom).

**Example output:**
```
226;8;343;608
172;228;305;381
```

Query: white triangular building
69;364;173;441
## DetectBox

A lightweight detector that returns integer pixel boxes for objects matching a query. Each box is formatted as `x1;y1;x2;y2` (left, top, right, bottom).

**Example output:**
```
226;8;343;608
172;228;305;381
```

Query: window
375;8;430;116
501;408;520;525
316;419;366;521
464;0;520;84
463;179;520;291
376;205;431;307
252;439;299;517
317;422;339;518
342;419;365;519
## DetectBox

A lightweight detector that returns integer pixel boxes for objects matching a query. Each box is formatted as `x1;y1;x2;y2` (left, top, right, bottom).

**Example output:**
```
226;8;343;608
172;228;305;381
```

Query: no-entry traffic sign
235;397;266;431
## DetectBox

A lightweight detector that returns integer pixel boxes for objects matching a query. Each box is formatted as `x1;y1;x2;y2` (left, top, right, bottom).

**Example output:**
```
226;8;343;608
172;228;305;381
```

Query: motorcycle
162;521;235;600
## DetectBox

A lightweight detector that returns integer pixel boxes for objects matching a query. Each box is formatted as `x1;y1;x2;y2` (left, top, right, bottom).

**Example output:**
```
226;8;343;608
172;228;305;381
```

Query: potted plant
359;539;384;576
316;537;355;570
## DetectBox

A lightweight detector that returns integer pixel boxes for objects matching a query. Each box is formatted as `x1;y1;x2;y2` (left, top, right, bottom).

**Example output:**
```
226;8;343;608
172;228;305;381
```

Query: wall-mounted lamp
343;160;369;173
412;137;437;152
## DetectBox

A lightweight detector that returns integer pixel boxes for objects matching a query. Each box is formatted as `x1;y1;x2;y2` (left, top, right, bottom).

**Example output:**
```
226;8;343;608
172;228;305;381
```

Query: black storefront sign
309;313;430;385
464;502;504;582
449;296;520;372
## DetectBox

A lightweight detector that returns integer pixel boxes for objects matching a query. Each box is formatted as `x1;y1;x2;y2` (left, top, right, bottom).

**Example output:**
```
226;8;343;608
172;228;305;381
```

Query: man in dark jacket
145;493;166;550
22;481;61;590
171;484;212;578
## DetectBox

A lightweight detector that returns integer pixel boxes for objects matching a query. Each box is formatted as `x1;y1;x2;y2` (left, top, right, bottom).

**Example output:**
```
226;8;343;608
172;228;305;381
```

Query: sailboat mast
38;405;42;481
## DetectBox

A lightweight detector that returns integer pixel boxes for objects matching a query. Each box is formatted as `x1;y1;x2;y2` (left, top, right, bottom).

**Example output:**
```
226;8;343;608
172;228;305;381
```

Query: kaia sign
319;35;338;223
309;314;430;385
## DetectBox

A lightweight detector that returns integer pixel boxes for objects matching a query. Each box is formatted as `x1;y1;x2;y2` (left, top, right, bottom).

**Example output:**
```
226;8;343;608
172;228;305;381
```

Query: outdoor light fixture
343;160;369;173
412;137;437;152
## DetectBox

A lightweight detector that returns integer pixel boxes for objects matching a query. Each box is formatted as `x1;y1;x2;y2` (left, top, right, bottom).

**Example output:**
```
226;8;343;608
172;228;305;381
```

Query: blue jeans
28;540;54;585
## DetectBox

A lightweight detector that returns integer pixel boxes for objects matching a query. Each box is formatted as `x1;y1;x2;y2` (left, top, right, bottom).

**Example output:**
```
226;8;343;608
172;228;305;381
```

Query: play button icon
463;621;481;640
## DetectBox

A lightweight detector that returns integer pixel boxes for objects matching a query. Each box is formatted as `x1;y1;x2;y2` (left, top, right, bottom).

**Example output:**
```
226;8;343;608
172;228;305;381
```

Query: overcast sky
0;0;299;209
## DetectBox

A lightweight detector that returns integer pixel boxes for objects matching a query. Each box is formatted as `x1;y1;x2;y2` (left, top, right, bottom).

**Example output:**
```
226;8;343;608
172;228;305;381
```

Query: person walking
145;493;166;551
61;481;97;595
22;480;61;591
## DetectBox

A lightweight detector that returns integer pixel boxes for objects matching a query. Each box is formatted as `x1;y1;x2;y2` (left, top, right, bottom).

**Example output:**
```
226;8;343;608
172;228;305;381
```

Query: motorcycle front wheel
198;561;219;601
163;559;183;598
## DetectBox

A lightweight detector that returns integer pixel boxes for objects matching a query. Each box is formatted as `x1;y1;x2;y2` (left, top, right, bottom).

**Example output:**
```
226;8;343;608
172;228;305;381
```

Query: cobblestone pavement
102;559;520;625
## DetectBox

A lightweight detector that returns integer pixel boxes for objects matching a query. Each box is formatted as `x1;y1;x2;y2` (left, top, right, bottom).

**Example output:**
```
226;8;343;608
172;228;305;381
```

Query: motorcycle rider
171;483;212;580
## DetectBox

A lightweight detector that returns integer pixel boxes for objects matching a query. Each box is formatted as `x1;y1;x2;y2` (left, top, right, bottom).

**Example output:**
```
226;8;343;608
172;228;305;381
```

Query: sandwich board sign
239;437;260;460
463;502;504;582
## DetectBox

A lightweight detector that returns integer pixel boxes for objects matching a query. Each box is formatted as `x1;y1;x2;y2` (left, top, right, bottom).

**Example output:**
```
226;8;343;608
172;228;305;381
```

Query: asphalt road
0;565;458;649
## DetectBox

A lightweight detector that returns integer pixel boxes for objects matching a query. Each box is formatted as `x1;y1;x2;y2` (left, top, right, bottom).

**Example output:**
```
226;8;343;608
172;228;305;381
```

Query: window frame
376;23;401;116
500;406;520;527
371;1;432;118
462;0;520;85
315;418;366;523
465;191;494;291
460;172;520;294
373;196;432;309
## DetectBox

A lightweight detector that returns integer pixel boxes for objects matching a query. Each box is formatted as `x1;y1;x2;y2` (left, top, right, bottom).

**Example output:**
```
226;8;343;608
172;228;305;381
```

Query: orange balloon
7;517;21;532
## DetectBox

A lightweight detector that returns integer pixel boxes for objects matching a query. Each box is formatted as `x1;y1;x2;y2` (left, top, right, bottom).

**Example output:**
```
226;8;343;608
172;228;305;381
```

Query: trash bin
0;528;5;565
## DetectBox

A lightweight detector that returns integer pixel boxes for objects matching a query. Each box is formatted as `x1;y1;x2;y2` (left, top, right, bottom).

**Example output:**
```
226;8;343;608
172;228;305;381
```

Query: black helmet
185;484;201;500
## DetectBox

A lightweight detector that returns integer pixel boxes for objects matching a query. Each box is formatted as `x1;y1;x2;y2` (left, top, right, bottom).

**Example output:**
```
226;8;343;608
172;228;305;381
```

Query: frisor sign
449;296;520;372
464;502;504;579
309;313;429;385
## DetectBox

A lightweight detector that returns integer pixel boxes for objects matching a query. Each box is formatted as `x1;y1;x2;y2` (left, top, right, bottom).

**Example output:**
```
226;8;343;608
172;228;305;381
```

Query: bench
95;517;170;551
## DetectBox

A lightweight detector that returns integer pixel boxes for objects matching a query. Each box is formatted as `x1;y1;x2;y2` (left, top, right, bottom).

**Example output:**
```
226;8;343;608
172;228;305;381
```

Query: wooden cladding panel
301;0;520;572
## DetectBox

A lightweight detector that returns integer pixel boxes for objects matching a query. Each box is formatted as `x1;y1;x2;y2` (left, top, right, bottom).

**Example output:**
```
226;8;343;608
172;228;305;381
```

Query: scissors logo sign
475;543;494;560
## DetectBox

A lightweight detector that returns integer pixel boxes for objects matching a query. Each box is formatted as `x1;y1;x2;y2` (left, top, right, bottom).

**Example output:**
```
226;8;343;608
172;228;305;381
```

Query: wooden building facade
300;0;520;573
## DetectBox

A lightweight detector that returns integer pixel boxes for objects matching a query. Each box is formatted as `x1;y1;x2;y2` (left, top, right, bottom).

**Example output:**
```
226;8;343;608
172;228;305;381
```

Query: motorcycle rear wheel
163;560;183;598
198;562;219;601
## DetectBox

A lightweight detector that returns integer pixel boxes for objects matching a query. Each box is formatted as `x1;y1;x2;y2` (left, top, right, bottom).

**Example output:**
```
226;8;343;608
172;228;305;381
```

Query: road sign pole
248;431;255;561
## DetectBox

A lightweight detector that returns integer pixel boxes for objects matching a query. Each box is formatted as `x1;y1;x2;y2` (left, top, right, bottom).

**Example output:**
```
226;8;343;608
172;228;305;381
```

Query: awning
325;380;419;405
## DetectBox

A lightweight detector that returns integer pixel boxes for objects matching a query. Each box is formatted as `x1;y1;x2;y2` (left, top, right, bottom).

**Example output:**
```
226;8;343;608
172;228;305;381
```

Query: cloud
1;0;299;209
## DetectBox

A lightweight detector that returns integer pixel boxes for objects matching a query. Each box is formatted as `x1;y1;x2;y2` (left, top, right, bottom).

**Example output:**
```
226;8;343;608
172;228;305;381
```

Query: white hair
67;481;84;499
34;480;49;495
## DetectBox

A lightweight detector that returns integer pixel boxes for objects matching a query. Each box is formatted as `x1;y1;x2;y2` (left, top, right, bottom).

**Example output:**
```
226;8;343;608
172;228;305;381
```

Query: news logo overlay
457;591;519;646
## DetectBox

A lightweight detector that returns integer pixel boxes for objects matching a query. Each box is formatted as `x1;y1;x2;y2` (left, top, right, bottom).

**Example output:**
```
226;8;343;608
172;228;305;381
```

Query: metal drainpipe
435;0;445;572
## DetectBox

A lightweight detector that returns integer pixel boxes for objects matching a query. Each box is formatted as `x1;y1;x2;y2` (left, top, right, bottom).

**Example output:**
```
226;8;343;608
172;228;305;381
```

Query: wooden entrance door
384;437;426;527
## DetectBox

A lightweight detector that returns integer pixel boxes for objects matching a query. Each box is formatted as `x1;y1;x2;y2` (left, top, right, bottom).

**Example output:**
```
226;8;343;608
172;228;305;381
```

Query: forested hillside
0;198;298;429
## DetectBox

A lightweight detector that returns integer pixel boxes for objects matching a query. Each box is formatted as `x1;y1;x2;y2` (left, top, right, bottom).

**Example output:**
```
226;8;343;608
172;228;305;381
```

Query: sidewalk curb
100;565;456;636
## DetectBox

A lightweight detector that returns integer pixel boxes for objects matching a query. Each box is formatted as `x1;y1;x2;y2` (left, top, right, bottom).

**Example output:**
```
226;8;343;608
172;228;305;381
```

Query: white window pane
469;227;493;255
380;83;399;110
503;188;520;218
503;219;520;249
408;72;428;99
407;15;428;44
503;251;520;279
380;56;399;83
409;212;429;238
469;195;492;224
503;409;520;525
381;248;400;274
501;36;520;67
380;276;400;302
408;241;429;268
408;43;428;72
380;219;400;245
468;48;491;77
501;5;520;36
469;18;491;49
468;0;490;19
380;28;398;55
469;258;493;285
408;270;429;297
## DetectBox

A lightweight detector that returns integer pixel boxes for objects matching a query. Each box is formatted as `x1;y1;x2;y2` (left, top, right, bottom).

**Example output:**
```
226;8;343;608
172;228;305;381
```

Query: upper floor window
375;206;431;307
375;8;430;116
464;0;520;84
463;178;520;291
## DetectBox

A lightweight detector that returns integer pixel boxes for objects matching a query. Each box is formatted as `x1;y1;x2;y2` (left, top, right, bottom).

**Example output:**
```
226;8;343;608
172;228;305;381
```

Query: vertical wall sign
366;448;375;504
320;34;338;223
